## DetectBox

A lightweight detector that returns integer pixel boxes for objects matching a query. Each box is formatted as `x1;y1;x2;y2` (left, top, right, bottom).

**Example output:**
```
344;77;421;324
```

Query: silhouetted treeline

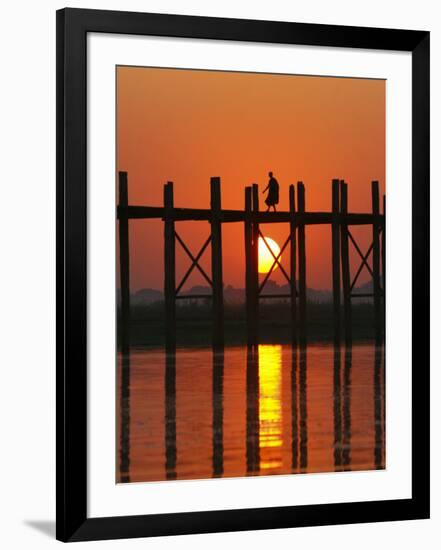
117;300;377;348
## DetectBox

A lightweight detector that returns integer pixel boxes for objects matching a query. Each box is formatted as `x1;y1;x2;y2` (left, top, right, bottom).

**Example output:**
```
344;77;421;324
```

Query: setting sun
258;236;281;274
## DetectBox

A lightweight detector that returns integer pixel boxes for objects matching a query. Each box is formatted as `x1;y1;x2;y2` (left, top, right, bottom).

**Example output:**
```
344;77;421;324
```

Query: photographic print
56;10;430;540
116;66;385;484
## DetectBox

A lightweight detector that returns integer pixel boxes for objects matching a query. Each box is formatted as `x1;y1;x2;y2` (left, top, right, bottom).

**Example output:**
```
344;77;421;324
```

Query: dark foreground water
117;343;385;483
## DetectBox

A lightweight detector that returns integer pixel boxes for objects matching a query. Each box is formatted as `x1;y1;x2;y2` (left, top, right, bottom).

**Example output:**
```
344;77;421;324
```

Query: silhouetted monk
263;171;279;211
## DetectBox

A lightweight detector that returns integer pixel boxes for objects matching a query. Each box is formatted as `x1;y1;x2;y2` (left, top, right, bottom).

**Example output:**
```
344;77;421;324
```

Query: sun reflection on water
258;344;283;470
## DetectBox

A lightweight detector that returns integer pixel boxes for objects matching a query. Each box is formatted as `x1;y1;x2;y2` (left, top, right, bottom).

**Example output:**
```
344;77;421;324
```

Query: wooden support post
119;352;131;482
374;344;384;468
297;182;307;347
251;183;260;346
246;347;260;473
245;187;254;348
291;347;298;469
210;177;224;351
342;343;352;470
289;184;297;347
333;344;342;469
164;182;176;352
382;195;386;321
332;178;341;347
212;351;224;477
371;181;382;342
118;171;131;355
340;180;352;345
299;345;308;470
165;353;177;480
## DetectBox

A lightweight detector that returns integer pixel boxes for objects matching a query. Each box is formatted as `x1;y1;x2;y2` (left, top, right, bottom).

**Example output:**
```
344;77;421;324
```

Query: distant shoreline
117;301;381;349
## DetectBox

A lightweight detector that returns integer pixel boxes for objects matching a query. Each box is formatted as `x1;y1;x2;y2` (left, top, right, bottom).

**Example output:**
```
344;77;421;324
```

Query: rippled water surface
117;343;384;483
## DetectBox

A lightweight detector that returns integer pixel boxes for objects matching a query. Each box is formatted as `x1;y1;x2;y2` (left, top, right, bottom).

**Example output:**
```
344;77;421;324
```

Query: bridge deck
117;205;384;226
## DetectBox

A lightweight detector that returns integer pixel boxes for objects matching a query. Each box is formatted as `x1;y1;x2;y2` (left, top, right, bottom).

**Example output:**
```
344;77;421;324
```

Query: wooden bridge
118;172;385;353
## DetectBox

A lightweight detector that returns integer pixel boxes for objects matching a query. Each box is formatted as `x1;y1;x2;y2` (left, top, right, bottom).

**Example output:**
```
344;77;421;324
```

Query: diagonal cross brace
175;232;212;294
350;243;374;292
258;232;291;293
348;229;383;293
348;229;374;286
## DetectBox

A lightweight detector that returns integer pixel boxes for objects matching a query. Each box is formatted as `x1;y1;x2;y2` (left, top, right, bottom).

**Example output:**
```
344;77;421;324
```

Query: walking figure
263;171;279;211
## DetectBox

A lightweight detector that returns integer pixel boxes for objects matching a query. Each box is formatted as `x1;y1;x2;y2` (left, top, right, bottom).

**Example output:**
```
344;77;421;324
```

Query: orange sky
116;66;385;291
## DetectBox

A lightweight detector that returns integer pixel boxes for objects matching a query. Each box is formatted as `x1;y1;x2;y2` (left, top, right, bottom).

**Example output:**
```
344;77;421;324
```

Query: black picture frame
56;8;430;542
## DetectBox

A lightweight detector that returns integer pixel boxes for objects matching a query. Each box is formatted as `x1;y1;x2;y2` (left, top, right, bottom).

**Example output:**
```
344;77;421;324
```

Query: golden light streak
258;344;283;470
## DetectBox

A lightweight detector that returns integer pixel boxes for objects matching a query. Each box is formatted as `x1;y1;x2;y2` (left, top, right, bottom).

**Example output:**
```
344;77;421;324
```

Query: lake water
117;343;384;483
